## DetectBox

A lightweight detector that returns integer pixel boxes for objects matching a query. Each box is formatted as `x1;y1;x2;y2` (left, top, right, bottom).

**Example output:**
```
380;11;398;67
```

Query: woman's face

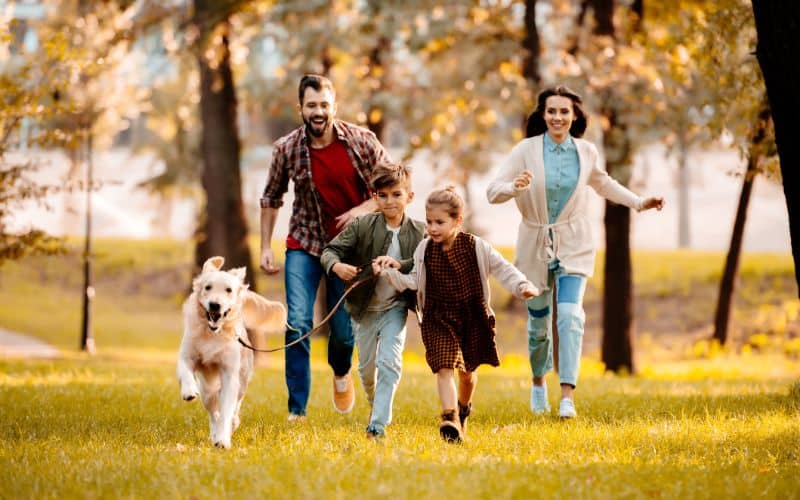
543;95;576;140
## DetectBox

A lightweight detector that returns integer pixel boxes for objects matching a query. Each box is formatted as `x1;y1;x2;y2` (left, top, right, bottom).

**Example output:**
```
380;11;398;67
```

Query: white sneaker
530;383;550;414
287;413;306;423
558;398;577;419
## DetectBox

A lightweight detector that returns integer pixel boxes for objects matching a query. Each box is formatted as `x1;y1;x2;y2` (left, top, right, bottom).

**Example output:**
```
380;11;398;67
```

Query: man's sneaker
333;373;355;414
365;424;385;441
287;413;306;423
559;398;577;419
530;382;551;414
439;409;463;443
458;402;472;435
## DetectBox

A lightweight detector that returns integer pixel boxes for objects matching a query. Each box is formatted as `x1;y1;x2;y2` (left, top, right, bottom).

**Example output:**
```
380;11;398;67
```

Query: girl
380;187;539;442
486;86;664;418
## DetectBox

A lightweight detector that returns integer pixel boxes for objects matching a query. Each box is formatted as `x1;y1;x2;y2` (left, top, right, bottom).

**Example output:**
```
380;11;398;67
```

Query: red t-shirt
286;138;367;249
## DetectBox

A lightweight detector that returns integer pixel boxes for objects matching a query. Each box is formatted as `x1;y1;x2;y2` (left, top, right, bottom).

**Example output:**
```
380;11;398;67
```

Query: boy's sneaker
365;424;385;441
558;398;577;419
530;383;551;414
458;402;472;435
439;409;463;443
332;373;355;414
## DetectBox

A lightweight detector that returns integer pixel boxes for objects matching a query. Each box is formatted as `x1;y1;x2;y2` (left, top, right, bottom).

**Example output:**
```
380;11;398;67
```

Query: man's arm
260;206;281;274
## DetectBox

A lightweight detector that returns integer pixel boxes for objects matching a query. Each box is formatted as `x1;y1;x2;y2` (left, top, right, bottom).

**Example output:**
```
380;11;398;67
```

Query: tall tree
192;0;256;289
752;1;800;295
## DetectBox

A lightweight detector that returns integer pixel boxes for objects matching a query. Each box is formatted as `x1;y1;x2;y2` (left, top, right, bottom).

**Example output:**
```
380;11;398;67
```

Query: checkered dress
421;232;499;373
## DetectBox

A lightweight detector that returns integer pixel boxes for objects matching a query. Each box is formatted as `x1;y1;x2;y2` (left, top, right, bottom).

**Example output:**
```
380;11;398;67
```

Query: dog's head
192;256;248;333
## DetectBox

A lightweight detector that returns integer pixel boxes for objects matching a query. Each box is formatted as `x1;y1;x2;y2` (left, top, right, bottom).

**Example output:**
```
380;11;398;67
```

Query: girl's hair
426;186;464;219
370;162;412;191
525;85;588;138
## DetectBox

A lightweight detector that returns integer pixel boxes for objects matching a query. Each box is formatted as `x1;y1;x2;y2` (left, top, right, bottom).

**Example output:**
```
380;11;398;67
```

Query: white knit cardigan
486;134;643;290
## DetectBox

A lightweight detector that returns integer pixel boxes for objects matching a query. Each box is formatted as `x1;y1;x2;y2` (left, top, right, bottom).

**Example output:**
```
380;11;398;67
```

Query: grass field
1;355;799;499
1;239;799;498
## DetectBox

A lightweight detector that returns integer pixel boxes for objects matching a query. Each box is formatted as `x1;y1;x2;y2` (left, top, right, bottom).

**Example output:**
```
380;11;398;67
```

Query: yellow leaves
471;6;490;26
368;108;382;124
498;61;516;78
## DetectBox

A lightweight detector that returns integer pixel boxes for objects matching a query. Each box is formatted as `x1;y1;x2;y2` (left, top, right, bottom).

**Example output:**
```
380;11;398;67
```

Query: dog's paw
180;383;200;401
213;437;231;449
181;390;199;401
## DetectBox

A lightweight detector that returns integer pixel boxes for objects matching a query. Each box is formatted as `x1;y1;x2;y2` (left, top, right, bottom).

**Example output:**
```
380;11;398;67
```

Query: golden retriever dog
177;256;286;448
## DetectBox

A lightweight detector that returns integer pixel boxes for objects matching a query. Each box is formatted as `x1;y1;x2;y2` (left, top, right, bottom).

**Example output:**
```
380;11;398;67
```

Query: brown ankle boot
439;409;463;443
458;402;472;435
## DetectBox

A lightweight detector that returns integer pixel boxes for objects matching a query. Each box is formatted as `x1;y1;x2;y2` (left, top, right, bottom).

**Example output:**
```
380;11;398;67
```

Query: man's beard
303;115;331;138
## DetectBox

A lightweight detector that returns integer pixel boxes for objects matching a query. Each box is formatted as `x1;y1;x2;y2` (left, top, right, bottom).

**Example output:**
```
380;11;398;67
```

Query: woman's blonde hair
425;186;464;219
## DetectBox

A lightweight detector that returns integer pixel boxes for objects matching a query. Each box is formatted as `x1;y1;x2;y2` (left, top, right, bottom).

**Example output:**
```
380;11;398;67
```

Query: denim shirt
543;132;580;224
543;133;580;270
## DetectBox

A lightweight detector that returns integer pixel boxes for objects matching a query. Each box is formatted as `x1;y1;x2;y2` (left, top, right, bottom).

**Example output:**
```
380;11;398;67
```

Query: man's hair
371;162;412;191
298;74;335;104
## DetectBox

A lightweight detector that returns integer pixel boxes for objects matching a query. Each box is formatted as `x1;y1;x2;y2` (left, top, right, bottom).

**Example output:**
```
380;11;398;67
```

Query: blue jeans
352;306;407;434
526;267;587;387
284;249;354;416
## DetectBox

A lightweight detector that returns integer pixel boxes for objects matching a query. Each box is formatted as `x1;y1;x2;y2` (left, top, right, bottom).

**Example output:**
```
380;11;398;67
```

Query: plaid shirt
261;120;390;256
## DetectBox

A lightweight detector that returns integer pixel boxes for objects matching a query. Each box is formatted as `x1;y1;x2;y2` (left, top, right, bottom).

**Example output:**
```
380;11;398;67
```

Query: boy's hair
298;74;335;104
426;186;464;219
371;162;412;191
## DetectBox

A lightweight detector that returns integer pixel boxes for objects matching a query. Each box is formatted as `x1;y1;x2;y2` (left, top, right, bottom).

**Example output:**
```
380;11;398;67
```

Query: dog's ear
229;266;247;283
202;256;225;273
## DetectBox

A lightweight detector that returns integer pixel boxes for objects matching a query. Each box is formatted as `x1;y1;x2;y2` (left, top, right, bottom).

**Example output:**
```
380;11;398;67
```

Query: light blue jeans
526;266;587;387
351;306;407;434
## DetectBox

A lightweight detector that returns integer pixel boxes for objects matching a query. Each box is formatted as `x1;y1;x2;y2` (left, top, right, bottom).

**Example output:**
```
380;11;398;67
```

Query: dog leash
237;266;377;354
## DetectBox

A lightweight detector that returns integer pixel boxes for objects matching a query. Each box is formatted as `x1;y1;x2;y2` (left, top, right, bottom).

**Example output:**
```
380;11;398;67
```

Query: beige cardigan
486;134;643;290
381;235;536;323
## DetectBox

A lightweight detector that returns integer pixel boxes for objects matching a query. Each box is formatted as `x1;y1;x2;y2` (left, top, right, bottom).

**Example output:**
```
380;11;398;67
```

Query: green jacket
321;212;426;320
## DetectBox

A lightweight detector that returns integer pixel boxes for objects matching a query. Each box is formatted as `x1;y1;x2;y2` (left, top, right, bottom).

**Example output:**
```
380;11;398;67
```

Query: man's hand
260;248;281;274
521;284;540;299
332;262;359;281
513;170;534;191
641;196;665;211
334;200;375;230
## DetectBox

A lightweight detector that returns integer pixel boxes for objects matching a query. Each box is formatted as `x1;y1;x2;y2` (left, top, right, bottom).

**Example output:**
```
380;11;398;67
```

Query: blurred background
1;0;797;372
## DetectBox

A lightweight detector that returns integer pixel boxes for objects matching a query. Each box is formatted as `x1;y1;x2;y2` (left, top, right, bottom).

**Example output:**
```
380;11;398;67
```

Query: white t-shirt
367;225;404;311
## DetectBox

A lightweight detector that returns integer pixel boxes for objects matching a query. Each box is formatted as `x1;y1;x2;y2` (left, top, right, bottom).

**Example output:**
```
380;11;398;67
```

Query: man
260;74;390;421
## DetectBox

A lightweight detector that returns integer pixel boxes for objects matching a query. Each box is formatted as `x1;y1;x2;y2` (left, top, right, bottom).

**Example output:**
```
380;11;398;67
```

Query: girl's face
426;205;462;246
544;95;576;140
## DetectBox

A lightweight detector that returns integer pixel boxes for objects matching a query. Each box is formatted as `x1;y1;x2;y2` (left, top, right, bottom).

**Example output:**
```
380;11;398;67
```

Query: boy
321;162;425;439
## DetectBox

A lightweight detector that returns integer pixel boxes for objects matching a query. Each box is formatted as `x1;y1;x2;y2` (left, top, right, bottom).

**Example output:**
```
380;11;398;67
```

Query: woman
486;86;664;418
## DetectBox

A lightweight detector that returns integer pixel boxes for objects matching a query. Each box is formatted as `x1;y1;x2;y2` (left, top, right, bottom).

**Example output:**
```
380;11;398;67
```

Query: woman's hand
513;170;534;191
641;197;665;211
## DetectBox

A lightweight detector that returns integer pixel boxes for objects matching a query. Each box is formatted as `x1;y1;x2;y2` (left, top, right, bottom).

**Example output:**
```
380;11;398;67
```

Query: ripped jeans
526;266;587;387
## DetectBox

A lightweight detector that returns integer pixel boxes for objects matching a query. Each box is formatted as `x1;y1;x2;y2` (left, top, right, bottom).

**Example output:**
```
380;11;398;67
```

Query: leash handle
238;269;375;354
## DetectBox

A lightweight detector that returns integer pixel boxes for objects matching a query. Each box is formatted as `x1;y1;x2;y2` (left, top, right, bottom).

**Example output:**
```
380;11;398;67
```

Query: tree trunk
602;201;634;373
677;128;690;248
712;160;756;345
522;0;541;85
193;4;255;289
752;1;800;295
591;0;615;36
367;35;391;141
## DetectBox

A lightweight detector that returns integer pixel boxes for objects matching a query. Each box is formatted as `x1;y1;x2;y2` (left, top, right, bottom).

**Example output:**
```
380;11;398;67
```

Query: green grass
1;355;799;498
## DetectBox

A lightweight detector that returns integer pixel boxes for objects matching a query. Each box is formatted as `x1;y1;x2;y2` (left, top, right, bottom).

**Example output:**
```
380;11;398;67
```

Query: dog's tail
241;291;288;334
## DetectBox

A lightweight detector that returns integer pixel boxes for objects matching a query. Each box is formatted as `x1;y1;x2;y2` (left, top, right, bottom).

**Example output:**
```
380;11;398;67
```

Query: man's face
300;87;336;138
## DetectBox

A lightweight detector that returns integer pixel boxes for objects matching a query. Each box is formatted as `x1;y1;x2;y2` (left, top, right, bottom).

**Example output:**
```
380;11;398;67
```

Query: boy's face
374;184;413;221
